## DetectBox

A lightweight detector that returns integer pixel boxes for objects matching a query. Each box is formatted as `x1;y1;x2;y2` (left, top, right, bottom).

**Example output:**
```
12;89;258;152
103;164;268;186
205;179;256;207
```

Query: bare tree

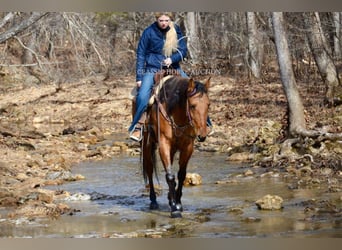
247;12;264;79
0;12;48;43
272;12;342;147
333;12;341;59
272;12;308;137
303;12;341;105
184;12;200;64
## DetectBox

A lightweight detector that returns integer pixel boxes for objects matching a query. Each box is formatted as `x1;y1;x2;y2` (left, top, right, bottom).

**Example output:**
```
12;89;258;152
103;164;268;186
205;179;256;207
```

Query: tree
184;12;200;65
0;12;48;43
271;12;308;137
271;11;342;158
332;12;341;59
247;12;264;79
303;12;341;105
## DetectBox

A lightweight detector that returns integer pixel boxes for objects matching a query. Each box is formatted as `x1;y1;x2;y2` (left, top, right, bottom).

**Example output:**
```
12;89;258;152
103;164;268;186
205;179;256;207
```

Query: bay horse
141;75;210;218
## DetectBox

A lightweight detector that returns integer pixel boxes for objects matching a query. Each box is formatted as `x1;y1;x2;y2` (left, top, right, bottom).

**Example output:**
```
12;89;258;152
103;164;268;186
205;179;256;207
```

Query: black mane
158;77;207;114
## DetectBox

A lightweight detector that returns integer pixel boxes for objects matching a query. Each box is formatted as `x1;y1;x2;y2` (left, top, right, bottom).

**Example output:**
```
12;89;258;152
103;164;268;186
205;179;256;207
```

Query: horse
140;75;210;218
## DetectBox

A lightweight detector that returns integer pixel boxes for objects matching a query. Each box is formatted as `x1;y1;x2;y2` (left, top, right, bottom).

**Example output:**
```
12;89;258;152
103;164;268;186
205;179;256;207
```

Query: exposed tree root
258;127;342;171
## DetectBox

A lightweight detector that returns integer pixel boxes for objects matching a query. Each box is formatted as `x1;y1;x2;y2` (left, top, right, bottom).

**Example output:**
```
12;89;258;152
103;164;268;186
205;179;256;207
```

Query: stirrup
129;125;143;142
207;124;214;136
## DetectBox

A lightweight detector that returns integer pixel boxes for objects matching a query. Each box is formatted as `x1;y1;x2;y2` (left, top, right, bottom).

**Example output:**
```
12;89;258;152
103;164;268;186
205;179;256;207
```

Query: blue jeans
129;69;212;132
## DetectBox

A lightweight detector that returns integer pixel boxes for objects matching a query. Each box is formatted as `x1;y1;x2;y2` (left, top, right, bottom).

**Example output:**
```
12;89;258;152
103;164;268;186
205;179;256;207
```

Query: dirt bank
0;74;341;220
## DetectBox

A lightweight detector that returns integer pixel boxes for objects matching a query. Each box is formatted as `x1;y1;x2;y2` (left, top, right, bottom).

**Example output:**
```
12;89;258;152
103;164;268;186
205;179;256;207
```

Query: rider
129;12;213;141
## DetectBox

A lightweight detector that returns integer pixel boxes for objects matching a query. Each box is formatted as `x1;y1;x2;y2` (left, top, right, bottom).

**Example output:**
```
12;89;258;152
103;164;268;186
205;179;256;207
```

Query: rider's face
157;15;170;29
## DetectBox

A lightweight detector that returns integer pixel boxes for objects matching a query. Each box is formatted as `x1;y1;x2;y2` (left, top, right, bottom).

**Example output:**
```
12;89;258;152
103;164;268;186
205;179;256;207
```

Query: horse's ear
188;78;196;93
205;77;211;90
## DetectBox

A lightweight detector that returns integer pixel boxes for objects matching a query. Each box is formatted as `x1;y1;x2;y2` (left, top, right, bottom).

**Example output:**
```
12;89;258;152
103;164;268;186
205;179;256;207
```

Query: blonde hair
155;12;178;57
154;12;174;20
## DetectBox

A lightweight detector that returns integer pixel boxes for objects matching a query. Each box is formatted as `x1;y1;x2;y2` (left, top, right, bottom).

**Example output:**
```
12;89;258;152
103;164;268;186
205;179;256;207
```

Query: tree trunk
184;12;200;64
333;12;341;59
220;13;229;51
22;33;36;65
304;12;341;105
247;12;264;79
271;12;307;137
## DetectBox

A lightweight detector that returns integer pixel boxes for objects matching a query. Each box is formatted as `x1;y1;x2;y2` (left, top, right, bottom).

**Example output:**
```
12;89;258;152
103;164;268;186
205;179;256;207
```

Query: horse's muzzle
196;135;207;142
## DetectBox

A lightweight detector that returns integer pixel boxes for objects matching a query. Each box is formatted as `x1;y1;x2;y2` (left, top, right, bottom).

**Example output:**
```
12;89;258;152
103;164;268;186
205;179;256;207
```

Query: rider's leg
129;72;155;140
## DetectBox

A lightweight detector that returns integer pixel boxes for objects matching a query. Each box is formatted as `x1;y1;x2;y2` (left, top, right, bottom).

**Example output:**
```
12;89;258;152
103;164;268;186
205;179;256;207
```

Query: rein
186;86;198;128
155;81;196;138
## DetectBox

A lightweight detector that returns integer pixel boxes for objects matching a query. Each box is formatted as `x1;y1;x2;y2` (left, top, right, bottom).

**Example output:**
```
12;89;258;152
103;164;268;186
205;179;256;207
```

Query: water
1;152;341;238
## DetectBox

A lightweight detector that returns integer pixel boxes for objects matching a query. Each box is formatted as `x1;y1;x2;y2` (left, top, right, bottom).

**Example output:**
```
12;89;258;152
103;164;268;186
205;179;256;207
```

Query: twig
13;36;42;69
62;13;106;67
0;61;67;67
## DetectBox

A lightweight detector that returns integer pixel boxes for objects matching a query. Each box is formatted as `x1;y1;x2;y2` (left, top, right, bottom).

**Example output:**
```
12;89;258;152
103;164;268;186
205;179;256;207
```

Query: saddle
130;68;180;124
130;68;180;105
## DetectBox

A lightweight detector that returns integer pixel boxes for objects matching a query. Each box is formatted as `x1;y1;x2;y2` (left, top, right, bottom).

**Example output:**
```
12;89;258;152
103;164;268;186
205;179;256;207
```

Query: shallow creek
1;152;341;238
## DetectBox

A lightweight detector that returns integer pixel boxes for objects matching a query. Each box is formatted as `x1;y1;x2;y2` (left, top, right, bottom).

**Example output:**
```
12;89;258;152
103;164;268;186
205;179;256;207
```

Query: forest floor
0;72;341;220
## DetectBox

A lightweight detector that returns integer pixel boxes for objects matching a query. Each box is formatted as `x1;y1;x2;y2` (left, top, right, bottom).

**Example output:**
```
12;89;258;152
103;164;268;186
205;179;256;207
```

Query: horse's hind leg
147;175;159;210
143;136;159;210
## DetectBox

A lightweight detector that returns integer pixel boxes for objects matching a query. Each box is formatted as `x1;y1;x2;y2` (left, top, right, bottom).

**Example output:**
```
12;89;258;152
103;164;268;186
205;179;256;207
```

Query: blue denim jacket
136;22;187;82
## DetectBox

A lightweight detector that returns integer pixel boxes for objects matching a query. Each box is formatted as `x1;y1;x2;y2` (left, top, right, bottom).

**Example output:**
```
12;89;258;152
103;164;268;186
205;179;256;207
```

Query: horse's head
187;78;210;142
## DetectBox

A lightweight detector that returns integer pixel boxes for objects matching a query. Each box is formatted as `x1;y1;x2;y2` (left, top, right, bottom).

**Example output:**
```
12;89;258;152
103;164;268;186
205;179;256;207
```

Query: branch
0;12;48;44
0;61;66;67
13;36;42;69
0;12;14;29
62;13;106;67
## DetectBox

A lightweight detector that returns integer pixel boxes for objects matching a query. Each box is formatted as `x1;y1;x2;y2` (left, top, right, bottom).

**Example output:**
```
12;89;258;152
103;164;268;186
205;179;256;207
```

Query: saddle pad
129;75;174;104
149;75;173;105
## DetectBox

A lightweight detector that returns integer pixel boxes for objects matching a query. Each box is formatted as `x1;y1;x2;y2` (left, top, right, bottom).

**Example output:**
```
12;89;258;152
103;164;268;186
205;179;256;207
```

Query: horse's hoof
176;203;183;212
171;211;182;218
149;202;159;210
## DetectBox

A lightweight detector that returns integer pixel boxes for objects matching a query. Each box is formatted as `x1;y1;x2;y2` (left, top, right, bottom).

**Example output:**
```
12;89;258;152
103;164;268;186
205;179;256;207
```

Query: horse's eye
190;105;196;110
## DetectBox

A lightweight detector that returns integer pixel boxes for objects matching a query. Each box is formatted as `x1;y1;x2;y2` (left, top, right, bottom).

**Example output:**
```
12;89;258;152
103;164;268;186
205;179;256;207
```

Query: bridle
155;84;198;139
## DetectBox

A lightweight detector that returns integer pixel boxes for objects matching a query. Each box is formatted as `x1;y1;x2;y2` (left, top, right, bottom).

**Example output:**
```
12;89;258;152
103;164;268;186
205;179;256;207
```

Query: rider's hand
136;81;142;88
163;58;172;67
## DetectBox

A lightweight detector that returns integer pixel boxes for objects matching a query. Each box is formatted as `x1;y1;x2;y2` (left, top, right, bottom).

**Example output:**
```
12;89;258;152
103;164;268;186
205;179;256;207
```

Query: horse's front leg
159;139;180;218
176;142;194;212
166;171;181;218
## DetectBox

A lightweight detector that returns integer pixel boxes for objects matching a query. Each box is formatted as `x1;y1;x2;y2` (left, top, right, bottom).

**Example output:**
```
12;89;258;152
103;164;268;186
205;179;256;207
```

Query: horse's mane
158;77;207;114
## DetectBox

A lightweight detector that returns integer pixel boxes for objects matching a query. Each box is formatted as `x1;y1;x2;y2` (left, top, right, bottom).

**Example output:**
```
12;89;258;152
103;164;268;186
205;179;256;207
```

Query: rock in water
255;194;283;210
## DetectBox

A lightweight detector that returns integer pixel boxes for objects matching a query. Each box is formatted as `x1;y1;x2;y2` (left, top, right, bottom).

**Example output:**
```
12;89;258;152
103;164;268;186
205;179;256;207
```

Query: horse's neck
169;100;189;125
155;75;173;96
149;75;173;106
